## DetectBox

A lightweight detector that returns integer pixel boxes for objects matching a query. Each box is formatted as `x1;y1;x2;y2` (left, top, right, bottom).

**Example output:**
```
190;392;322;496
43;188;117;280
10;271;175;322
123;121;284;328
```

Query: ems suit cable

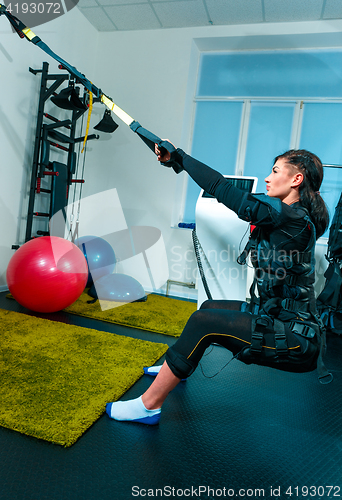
200;351;240;379
192;228;213;301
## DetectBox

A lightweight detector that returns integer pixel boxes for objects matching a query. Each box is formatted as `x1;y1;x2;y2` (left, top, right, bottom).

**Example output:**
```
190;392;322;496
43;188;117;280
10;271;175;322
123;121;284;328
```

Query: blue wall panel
300;102;342;234
243;102;296;188
198;50;342;98
183;100;243;223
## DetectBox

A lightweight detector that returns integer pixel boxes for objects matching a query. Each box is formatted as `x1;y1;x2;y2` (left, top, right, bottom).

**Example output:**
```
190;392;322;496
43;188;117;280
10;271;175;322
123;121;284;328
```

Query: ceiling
77;0;342;33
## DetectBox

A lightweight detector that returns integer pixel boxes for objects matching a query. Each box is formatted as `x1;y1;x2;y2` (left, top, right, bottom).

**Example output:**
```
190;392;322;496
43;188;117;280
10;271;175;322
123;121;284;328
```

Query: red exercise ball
6;236;88;313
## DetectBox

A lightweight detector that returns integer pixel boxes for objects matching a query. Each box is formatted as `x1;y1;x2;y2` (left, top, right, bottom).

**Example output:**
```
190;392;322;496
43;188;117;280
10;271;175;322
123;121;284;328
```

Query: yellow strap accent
101;94;134;126
22;27;36;41
20;29;134;128
81;88;93;153
187;332;300;359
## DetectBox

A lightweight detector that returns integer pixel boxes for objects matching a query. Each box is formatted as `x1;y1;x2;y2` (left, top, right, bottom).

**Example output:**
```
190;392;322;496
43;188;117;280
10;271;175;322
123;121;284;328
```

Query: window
179;49;342;234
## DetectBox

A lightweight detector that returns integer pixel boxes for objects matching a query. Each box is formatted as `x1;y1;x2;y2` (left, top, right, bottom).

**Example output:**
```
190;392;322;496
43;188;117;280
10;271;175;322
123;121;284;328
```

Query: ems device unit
195;176;258;308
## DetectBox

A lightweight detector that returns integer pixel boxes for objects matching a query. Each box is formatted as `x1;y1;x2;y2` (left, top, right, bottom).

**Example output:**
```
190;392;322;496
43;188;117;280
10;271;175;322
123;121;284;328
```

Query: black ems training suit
165;150;325;380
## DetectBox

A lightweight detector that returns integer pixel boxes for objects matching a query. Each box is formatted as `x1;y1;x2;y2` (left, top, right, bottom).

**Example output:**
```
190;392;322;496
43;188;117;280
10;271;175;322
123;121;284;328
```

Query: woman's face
265;158;302;201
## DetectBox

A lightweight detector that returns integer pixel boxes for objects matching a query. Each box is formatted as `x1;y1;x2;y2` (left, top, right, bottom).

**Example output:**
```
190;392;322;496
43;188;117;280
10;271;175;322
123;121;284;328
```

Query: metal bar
44;113;71;129
43;171;59;176
48;141;69;152
166;279;196;297
45;120;72;132
25;62;49;242
74;134;99;143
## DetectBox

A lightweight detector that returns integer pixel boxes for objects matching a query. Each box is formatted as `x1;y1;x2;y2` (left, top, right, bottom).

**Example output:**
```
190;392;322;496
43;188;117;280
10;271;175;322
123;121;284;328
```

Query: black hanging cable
192;228;213;301
72;113;85;206
78;141;87;204
71;141;88;243
199;351;240;379
68;112;85;242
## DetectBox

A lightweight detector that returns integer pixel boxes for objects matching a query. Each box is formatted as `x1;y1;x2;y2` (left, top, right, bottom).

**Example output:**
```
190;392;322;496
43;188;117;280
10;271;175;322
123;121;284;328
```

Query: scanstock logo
5;0;79;28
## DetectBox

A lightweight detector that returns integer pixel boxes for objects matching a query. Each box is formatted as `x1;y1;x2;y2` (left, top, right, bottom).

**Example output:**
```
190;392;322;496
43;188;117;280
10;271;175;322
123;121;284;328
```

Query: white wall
0;7;100;290
2;13;342;296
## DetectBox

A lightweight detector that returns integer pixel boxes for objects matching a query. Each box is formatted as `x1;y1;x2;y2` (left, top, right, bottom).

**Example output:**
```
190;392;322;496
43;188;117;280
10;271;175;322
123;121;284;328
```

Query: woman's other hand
155;142;172;162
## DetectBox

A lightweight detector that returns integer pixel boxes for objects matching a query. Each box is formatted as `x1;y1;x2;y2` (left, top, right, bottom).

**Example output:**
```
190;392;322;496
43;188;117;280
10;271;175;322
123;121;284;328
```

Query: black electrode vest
237;194;317;320
236;197;334;383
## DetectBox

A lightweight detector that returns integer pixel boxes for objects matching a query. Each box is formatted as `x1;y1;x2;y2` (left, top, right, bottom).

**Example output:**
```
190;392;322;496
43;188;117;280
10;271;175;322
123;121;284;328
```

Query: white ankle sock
106;396;161;425
144;364;187;381
143;365;162;376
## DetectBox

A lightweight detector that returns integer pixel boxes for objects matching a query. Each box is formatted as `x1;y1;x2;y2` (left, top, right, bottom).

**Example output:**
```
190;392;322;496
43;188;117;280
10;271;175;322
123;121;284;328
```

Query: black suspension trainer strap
251;316;289;357
317;261;342;310
314;316;334;385
0;4;183;173
273;319;288;356
250;316;268;354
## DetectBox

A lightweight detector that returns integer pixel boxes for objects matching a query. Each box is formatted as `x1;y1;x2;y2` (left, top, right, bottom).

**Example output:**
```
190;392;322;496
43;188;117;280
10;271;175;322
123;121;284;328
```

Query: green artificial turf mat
63;292;197;337
0;309;168;447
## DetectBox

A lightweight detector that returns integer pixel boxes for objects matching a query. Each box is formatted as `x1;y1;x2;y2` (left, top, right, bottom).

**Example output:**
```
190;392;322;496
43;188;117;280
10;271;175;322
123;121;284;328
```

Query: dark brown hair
273;149;329;238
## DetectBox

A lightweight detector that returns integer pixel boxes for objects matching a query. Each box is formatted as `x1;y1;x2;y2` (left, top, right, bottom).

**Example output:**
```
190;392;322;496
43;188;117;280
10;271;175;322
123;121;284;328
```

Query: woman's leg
141;304;250;410
106;301;308;424
141;302;248;408
164;308;253;379
106;306;253;423
143;300;245;376
142;361;181;409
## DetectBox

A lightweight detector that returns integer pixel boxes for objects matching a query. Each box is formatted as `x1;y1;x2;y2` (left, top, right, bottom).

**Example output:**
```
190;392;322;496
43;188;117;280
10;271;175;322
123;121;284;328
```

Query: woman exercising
106;145;330;425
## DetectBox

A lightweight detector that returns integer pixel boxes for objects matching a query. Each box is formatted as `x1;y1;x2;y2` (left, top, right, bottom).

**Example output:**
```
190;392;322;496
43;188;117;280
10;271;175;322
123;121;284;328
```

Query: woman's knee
165;347;197;379
185;309;211;330
199;300;213;310
199;299;227;310
199;299;244;311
